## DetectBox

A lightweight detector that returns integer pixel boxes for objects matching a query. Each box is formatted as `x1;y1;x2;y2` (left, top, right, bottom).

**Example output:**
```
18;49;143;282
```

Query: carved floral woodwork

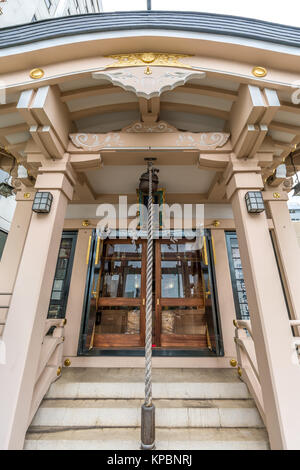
122;121;177;133
102;53;194;70
176;132;230;148
69;124;230;152
92;67;205;99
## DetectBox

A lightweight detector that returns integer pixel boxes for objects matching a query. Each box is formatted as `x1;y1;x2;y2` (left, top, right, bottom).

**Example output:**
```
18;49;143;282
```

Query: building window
48;232;77;319
0;229;8;260
226;232;249;320
44;0;52;10
290;209;300;221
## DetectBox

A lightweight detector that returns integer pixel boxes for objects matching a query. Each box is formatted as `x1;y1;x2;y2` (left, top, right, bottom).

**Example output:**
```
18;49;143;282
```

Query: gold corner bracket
104;52;194;70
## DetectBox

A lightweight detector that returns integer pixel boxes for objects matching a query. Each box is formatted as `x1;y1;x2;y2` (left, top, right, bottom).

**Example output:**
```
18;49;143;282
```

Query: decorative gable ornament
93;67;206;99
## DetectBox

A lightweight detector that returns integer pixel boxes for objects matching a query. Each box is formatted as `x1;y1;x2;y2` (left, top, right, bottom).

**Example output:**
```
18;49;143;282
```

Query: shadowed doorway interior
80;231;223;357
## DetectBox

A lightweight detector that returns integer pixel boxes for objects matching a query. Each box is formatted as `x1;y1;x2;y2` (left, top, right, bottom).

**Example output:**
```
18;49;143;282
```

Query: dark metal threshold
78;348;221;357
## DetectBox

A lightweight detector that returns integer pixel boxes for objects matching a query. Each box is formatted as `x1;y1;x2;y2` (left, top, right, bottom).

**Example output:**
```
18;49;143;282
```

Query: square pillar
227;172;300;450
0;190;34;337
0;171;73;450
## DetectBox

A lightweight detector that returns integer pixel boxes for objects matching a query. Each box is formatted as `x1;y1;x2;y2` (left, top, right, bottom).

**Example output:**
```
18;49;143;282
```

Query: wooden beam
139;97;160;123
0;103;17;115
198;153;229;169
71;102;139;120
207;172;226;201
161;102;229;120
249;125;268;158
230;84;266;148
272;140;294;150
280;102;300;115
61;85;123;102
261;89;280;126
73;172;97;202
269;121;300;135
0;123;28;136
174;83;238;101
71;101;229;122
234;124;260;158
30;85;71;150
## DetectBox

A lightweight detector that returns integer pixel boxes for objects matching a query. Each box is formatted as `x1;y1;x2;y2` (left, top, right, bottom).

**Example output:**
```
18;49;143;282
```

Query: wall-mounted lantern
245;191;265;214
32;191;53;213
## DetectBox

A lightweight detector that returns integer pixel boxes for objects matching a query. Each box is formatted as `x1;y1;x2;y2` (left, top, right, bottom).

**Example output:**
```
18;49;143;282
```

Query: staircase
25;368;269;450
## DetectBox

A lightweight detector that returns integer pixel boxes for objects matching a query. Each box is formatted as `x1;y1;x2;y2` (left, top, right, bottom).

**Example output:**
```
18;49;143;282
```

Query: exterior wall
0;0;103;27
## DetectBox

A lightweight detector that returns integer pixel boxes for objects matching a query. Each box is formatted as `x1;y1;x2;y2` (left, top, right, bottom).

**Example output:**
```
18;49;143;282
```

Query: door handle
202;236;208;265
86;235;92;265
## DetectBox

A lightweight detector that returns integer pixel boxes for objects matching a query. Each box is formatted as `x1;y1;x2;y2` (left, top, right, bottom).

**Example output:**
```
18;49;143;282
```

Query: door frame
78;230;224;357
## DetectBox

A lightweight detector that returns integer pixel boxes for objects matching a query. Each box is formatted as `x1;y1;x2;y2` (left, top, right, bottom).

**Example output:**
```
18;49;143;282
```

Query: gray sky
101;0;300;27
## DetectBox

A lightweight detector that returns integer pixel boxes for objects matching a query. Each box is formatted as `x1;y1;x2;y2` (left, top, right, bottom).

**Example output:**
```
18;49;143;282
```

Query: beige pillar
265;192;300;320
0;191;35;336
227;171;300;450
0;171;73;450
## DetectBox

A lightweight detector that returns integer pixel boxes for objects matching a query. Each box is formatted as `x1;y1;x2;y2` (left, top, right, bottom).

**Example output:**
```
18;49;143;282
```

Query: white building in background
0;170;16;258
0;0;103;27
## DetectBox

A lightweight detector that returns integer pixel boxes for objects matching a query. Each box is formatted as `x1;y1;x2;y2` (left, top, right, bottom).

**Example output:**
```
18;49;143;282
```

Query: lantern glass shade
275;164;287;179
245;191;265;214
0;182;14;198
17;165;28;179
32;191;53;213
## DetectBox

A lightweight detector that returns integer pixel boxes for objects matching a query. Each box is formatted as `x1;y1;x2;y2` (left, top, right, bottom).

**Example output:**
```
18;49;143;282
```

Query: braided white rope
145;163;153;407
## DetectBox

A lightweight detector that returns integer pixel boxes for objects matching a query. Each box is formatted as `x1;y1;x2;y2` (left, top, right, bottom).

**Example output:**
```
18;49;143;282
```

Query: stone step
30;398;263;428
46;368;249;399
25;427;269;450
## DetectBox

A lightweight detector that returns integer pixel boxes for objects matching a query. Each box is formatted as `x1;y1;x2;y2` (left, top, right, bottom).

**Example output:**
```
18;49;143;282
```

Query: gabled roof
0;10;300;49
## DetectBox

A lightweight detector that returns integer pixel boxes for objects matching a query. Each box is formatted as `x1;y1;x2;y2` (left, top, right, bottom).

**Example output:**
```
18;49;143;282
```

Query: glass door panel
156;236;220;351
93;239;146;348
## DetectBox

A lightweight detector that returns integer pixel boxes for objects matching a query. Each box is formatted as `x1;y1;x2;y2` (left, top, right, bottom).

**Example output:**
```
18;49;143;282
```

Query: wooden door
155;238;213;350
93;239;146;348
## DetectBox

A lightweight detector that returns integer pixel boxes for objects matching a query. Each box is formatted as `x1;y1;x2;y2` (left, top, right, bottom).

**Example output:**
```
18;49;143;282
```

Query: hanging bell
139;167;159;194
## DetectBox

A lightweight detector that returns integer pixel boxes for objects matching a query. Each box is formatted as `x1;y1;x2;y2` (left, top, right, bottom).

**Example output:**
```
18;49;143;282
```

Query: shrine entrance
80;232;223;356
